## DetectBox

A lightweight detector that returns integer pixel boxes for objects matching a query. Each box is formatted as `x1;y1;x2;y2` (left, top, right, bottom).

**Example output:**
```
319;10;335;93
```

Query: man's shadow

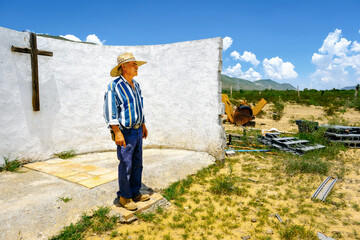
113;183;155;207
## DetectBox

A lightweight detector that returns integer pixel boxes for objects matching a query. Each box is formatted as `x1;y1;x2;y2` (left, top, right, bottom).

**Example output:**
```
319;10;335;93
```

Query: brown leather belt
133;124;141;129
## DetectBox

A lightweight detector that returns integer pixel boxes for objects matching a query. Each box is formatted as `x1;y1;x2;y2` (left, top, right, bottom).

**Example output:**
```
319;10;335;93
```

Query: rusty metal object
221;94;235;123
252;98;267;115
221;94;267;126
234;105;253;126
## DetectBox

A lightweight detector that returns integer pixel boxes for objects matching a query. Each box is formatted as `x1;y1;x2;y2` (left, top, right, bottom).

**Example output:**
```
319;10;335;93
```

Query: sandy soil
83;104;360;240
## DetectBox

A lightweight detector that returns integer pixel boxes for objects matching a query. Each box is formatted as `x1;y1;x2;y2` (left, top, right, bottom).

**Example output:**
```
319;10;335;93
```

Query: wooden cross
11;32;53;111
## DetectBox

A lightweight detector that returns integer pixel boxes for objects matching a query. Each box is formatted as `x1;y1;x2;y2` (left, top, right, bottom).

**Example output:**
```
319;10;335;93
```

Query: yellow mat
25;159;117;189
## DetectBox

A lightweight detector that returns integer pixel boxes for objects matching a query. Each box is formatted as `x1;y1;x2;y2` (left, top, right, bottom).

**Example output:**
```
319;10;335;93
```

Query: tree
356;84;360;98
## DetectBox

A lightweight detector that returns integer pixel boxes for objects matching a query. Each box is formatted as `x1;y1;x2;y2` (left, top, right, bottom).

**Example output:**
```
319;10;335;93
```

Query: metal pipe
275;213;284;223
321;178;338;202
311;177;330;199
233;149;268;152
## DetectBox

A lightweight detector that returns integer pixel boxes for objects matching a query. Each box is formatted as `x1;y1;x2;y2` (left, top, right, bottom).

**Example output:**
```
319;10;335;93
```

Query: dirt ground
83;104;360;240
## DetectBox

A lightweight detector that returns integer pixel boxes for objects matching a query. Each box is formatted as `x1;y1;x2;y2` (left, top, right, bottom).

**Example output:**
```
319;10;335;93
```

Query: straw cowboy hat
110;52;147;77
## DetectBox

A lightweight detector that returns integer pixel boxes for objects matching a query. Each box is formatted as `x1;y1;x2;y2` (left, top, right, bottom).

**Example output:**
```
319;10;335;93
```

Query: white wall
0;27;225;163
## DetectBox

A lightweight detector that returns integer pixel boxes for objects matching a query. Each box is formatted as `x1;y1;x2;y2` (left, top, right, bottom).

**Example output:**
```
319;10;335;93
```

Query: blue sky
1;0;360;89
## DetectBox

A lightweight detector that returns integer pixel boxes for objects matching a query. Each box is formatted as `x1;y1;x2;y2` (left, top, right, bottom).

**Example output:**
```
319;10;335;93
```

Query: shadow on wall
14;58;60;154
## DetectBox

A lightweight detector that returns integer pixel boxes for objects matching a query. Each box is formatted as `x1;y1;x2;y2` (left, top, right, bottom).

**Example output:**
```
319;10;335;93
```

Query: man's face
122;61;138;77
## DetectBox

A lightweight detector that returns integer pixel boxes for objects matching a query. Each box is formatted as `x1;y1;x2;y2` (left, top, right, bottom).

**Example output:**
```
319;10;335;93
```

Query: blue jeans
116;127;143;199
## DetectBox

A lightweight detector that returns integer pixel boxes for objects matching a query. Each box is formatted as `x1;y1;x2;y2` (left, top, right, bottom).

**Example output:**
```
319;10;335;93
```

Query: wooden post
297;86;300;99
30;33;40;111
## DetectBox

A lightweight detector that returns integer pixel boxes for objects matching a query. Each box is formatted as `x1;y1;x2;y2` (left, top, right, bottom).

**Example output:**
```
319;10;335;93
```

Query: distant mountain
221;74;296;90
342;86;356;90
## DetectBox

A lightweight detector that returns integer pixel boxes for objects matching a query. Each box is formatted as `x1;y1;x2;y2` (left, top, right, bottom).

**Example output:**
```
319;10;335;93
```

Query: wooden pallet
258;133;325;155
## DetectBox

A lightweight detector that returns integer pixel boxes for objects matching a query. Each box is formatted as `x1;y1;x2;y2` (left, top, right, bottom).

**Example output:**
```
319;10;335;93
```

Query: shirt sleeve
103;82;120;128
138;82;145;124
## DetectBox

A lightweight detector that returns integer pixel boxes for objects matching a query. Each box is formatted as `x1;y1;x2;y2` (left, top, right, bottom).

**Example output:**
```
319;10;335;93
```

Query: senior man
104;52;150;211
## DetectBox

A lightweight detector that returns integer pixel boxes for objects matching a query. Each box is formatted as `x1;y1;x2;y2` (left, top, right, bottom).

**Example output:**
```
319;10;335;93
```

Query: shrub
222;88;358;110
271;97;285;121
324;105;338;116
351;97;360;111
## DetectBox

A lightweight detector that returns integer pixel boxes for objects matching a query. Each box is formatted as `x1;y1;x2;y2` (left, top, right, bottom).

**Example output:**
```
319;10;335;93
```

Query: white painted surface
0;27;225;163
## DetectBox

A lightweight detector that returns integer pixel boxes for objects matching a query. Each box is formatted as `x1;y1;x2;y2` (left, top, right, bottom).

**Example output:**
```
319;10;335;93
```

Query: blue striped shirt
103;75;145;129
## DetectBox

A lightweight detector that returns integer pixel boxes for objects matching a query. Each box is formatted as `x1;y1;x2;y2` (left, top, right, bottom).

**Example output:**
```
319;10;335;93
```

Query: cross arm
11;46;53;57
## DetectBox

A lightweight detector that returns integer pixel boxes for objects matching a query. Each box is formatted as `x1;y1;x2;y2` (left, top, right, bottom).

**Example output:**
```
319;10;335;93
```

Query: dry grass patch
80;147;360;240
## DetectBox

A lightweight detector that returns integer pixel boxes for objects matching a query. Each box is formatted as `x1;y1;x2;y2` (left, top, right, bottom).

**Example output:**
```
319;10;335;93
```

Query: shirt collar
120;75;137;88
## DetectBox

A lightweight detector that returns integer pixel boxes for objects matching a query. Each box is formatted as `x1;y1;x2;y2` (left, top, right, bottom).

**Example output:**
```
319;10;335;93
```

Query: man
103;52;150;211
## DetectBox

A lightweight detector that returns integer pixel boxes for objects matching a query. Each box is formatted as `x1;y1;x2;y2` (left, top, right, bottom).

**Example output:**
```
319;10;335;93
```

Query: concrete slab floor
0;149;215;240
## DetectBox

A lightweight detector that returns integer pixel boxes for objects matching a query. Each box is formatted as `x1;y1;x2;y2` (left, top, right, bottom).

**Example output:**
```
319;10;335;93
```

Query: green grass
110;230;119;238
91;207;117;233
136;212;157;222
50;206;117;240
162;162;224;201
352;204;360;212
281;126;347;176
0;157;22;172
285;157;329;175
209;174;248;196
58;197;73;203
54;150;76;159
279;224;317;240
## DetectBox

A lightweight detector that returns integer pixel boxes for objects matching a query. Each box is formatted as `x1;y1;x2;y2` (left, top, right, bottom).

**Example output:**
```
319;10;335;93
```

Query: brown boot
133;193;150;202
119;197;138;211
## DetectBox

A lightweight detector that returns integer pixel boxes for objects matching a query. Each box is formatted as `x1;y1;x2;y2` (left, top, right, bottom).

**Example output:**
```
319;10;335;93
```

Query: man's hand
142;123;148;139
115;132;126;147
111;125;126;147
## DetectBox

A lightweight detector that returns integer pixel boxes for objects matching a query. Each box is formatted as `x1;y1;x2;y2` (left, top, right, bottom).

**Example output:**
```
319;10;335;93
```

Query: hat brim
110;60;147;77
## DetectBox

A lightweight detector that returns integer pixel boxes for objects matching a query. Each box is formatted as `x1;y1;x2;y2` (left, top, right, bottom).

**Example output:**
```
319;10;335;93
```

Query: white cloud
223;36;233;51
224;63;243;77
60;33;105;45
223;63;262;80
60;34;81;42
230;50;260;66
242;68;262;80
241;51;260;66
318;29;351;57
85;34;104;45
311;53;332;69
263;57;298;80
351;41;360;52
311;29;360;89
230;51;240;60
